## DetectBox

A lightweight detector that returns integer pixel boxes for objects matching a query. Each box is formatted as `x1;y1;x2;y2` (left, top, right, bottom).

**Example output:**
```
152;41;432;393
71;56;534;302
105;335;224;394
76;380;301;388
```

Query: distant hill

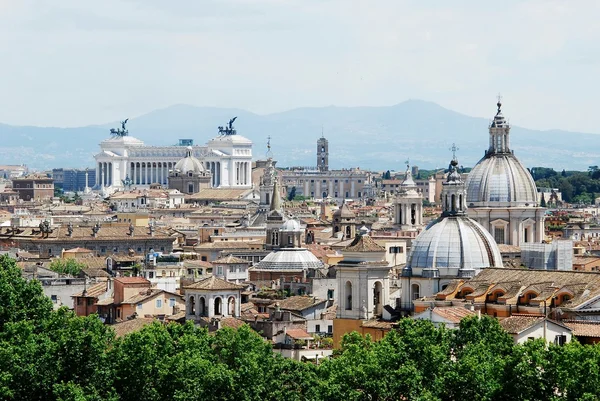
2;100;599;172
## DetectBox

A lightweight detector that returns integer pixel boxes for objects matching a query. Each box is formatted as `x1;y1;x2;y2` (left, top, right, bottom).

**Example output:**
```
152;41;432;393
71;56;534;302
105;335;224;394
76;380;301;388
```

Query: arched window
345;281;353;310
214;297;222;315
451;194;456;212
228;296;236;317
411;284;420;300
188;295;195;315
199;297;206;316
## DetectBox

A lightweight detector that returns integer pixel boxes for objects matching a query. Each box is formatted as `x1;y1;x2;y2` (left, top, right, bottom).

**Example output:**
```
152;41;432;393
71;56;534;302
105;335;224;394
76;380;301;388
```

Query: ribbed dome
465;153;537;206
407;216;503;270
173;147;206;174
254;248;325;270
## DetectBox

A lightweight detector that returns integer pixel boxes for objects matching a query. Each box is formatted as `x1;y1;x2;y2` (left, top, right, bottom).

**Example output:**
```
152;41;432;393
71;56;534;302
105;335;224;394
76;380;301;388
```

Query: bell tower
317;135;329;172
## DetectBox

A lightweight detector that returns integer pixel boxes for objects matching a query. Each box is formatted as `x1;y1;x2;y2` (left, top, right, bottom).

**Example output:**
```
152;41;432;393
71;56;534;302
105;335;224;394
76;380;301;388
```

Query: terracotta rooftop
81;268;110;278
429;306;476;323
285;328;313;340
114;276;151;285
361;320;398;329
185;276;245;291
274;296;327;312
72;282;107;298
333;203;356;218
563;320;600;338
64;247;95;253
112;318;156;337
213;254;250;264
122;288;166;305
499;316;545;334
343;234;386;252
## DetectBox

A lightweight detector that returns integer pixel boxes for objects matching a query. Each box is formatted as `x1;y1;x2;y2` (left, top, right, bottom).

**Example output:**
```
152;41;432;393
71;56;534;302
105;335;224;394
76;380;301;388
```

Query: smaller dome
281;219;303;232
173;147;206;174
407;216;503;270
254;248;325;270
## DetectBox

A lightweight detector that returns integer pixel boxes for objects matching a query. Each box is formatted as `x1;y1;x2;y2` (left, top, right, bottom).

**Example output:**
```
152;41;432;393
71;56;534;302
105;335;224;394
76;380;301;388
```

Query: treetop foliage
1;254;600;400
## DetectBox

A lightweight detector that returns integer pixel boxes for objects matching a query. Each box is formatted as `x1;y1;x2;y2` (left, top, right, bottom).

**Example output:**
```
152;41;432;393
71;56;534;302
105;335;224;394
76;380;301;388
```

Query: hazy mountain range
2;99;598;172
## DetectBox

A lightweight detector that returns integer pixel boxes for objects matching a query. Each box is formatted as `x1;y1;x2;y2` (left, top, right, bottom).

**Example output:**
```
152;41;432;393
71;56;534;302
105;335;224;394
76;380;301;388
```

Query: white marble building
94;127;253;191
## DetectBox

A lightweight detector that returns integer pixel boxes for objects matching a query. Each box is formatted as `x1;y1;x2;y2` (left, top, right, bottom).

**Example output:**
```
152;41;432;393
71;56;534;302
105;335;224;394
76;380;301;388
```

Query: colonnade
205;161;221;187
96;162;113;187
234;161;250;186
129;162;174;186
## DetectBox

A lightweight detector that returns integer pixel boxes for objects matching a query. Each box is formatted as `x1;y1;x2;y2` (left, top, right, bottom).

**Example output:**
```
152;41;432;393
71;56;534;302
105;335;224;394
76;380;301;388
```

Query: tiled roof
343;235;385;252
431;306;476;323
219;317;246;329
499;316;544;334
274;296;327;312
497;244;521;253
213;255;249;264
185;276;245;291
183;260;214;268
285;328;313;340
64;247;94;253
361;320;398;329
112;318;156;337
72;282;107;298
81;268;110;278
96;297;114;306
121;289;164;305
114;276;151;285
186;188;252;201
563;320;600;338
333;203;356;218
194;241;252;250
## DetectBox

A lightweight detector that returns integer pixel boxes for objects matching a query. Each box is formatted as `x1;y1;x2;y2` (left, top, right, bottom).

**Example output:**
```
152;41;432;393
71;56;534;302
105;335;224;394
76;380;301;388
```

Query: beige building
281;136;373;201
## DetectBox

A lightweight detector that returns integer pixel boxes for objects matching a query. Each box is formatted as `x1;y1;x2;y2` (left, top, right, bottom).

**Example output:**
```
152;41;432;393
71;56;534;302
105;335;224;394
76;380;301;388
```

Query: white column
340;181;345;198
329;180;333;197
351;180;356;197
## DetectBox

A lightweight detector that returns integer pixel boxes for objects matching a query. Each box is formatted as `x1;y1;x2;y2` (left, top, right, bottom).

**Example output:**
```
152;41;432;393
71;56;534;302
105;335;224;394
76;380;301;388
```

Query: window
217;266;223;275
51;295;58;303
358;180;362;183
87;299;94;306
77;298;82;305
288;236;293;245
169;298;176;307
137;303;143;310
149;272;154;279
315;324;321;333
328;325;333;334
100;247;106;254
390;246;404;254
156;299;162;308
555;335;567;346
358;191;362;197
327;289;334;300
494;226;505;245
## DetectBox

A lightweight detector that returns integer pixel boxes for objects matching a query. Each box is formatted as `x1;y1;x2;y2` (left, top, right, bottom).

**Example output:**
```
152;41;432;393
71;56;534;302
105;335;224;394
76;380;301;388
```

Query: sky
0;0;599;133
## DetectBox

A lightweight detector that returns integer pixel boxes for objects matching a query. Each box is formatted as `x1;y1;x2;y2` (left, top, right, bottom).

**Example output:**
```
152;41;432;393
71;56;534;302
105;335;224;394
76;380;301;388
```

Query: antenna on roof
266;136;273;158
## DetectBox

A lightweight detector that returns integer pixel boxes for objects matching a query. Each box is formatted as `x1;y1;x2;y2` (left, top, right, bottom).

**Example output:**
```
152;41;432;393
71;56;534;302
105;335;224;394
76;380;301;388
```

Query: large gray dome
407;216;503;270
465;153;537;207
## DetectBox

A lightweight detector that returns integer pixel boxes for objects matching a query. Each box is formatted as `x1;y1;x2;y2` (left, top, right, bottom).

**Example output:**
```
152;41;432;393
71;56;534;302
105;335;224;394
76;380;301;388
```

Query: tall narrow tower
317;136;329;172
